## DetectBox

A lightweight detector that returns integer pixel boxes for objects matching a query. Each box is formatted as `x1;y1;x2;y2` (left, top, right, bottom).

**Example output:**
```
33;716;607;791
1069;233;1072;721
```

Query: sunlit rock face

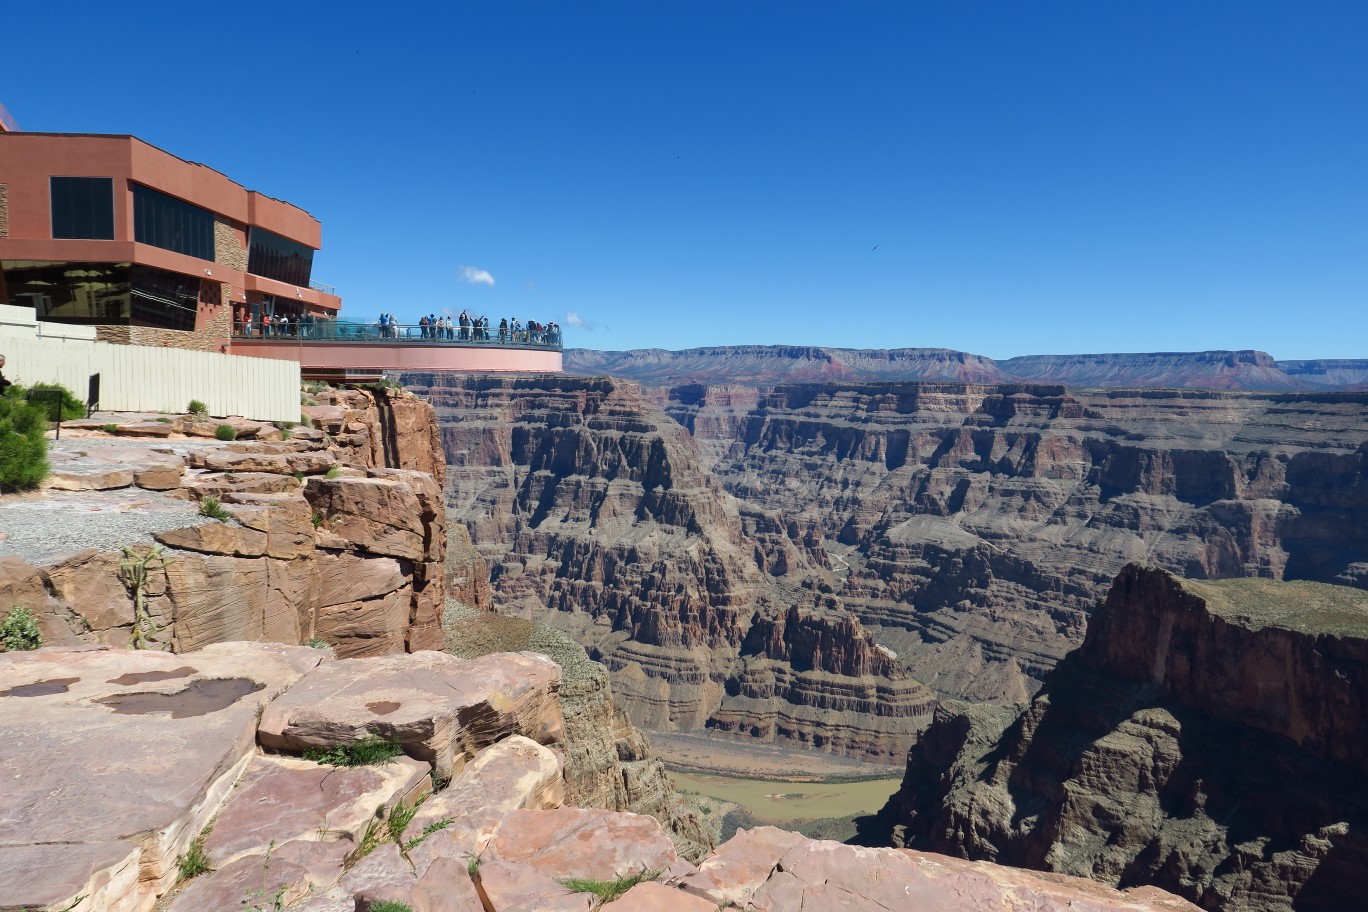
885;566;1368;912
403;372;934;762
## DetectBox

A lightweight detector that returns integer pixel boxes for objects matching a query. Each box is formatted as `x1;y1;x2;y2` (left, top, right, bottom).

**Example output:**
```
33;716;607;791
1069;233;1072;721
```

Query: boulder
473;860;594;912
256;651;564;780
304;476;427;560
601;881;717;911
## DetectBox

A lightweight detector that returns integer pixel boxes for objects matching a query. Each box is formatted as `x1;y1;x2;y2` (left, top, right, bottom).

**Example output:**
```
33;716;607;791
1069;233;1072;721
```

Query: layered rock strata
668;382;1368;700
402;372;935;761
0;386;448;658
0;641;1200;912
887;565;1368;912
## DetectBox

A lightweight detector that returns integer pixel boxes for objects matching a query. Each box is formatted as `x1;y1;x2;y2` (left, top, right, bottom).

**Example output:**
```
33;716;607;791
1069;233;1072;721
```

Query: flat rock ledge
0;643;1198;912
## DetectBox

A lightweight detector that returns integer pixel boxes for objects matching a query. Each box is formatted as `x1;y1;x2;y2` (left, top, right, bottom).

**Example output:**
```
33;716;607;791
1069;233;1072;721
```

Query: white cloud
565;311;593;330
457;266;495;286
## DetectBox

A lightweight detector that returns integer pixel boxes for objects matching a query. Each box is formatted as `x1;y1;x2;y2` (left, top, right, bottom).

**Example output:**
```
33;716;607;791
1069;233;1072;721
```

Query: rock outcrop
886;565;1368;912
0;386;448;659
402;373;935;762
0;641;1201;912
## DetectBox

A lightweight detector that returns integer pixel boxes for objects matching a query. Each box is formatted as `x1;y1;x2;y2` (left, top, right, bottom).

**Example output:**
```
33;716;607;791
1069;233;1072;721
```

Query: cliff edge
886;565;1368;912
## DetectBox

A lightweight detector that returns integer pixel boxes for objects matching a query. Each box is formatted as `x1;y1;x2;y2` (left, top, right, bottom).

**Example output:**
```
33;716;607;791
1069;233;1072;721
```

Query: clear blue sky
6;2;1365;359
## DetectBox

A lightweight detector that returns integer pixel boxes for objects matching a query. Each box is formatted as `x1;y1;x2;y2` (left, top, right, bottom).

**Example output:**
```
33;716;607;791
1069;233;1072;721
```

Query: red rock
411;856;485;912
203;754;431;869
680;825;805;905
485;807;678;882
256;651;564;780
406;735;563;870
339;843;416;906
304;476;426;560
473;860;594;912
600;881;717;911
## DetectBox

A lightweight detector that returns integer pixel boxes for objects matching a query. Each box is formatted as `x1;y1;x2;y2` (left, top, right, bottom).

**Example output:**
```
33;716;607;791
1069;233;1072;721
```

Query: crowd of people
235;310;561;346
405;311;561;345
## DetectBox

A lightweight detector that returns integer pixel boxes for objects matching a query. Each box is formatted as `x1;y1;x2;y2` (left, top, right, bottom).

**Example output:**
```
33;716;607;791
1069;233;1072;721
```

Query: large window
50;177;114;240
133;184;214;260
0;260;198;331
247;227;314;286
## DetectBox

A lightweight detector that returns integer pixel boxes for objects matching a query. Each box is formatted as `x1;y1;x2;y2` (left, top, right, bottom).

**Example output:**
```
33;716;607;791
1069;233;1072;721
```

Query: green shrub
560;869;661;904
305;636;329;649
177;830;212;880
214;424;237;441
303;735;404;767
368;903;413;912
0;397;50;492
27;382;86;420
188;399;209;417
0;606;43;651
198;496;231;522
324;464;342;479
101;423;120;434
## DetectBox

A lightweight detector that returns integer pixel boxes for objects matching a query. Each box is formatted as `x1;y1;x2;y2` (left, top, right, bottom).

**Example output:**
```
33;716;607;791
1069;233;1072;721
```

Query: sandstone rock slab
257;651;563;780
203;754;431;869
601;880;717;911
304;476;427;560
0;842;142;912
474;860;594;912
0;643;324;905
406;735;564;869
485;807;678;882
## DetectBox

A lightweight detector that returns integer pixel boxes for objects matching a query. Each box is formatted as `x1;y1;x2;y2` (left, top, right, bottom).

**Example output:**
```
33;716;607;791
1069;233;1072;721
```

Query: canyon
406;372;1368;751
883;565;1368;912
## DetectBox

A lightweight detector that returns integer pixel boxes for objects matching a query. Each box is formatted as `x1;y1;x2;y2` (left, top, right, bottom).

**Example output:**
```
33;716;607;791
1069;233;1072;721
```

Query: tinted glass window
1;260;131;322
133;184;215;261
248;227;314;286
130;264;198;330
50;177;114;240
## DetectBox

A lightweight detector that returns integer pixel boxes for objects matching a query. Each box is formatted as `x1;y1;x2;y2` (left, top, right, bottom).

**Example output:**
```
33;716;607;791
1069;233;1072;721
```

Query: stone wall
214;217;247;271
94;306;232;353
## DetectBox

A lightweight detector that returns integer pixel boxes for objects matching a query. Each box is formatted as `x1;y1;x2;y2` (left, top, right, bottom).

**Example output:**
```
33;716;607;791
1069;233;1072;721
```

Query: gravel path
0;489;213;566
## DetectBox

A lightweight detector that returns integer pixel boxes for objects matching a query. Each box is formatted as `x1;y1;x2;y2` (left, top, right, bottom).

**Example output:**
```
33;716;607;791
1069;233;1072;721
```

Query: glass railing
232;321;562;350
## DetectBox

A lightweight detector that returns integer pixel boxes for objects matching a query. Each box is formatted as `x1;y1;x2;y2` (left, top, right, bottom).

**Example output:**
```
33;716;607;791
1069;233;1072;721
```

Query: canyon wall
402;373;935;762
668;382;1368;701
885;565;1368;912
0;387;448;658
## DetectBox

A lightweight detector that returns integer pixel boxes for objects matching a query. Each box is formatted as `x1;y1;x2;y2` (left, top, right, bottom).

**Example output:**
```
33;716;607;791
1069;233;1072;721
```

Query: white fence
0;305;300;422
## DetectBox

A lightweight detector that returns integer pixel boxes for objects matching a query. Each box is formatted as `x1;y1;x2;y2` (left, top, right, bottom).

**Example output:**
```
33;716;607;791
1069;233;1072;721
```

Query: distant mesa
565;345;1368;391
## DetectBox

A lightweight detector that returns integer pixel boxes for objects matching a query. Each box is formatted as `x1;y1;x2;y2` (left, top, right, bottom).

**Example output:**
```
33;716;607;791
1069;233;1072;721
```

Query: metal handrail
231;321;563;350
309;281;337;295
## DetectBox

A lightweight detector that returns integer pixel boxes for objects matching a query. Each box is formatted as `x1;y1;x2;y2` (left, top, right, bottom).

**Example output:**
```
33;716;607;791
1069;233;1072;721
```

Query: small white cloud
565;311;593;330
458;266;495;286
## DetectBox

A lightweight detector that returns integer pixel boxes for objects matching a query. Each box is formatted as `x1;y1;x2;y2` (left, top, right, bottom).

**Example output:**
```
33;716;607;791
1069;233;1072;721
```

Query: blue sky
5;2;1365;359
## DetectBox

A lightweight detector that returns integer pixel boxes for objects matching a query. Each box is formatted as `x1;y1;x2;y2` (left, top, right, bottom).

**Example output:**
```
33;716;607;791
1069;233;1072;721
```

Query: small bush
188;399;209;417
311;512;324;528
198;496;231;522
177;830;212;880
368;903;413;912
1;606;44;651
304;735;404;767
305;636;329;649
0;396;50;492
27;382;86;420
101;423;120;434
214;424;237;441
324;464;342;479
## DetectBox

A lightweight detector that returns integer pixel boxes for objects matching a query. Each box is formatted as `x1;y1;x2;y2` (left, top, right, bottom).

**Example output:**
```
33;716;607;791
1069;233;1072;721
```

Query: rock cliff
0;386;448;658
669;382;1368;700
886;565;1368;912
401;372;936;762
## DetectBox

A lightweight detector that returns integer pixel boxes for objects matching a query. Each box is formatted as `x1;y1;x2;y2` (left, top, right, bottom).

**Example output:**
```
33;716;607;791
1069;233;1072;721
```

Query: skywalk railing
232;321;562;351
